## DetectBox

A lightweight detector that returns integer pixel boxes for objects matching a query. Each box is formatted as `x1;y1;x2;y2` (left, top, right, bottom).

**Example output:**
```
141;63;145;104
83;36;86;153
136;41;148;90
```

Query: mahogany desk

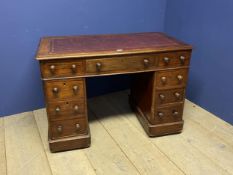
36;32;192;152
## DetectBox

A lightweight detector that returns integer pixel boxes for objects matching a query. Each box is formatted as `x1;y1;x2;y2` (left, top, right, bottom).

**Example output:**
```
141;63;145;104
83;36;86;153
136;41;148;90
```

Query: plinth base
49;129;91;153
130;98;183;137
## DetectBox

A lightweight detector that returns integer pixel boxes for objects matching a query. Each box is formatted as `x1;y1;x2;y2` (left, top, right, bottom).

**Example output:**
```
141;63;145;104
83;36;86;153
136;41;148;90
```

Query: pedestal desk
36;32;192;152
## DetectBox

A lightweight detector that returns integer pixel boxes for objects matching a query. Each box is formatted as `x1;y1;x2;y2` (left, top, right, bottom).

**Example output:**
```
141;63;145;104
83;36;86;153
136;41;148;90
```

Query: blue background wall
0;0;167;117
165;0;233;124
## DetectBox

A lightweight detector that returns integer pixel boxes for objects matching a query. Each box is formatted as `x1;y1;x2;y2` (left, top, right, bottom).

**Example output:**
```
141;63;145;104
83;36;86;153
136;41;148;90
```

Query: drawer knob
50;65;55;72
71;64;77;73
173;111;179;116
143;59;149;67
74;105;79;112
52;87;59;93
163;57;170;64
159;94;165;100
158;112;164;118
161;76;167;84
55;106;60;113
180;56;185;64
76;123;80;130
174;92;181;99
73;85;79;93
57;125;63;133
96;62;102;71
177;75;183;82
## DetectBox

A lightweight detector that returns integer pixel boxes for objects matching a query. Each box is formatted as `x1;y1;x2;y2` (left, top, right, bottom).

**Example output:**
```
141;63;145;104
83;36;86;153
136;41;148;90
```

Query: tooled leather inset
49;33;179;54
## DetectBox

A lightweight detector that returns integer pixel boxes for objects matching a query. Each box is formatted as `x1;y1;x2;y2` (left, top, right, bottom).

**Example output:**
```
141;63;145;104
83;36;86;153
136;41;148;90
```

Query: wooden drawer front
157;51;191;68
50;118;88;139
156;88;185;106
156;69;189;89
47;99;86;121
86;54;156;75
44;79;85;101
40;60;84;78
154;104;183;124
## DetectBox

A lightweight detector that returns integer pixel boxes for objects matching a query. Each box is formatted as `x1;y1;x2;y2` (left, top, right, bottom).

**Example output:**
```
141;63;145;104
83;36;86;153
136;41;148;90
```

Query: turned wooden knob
73;85;78;92
50;65;55;72
159;94;165;100
180;56;185;64
52;87;59;93
158;112;164;118
71;64;77;73
74;105;79;112
161;76;167;84
163;57;170;64
57;125;63;133
173;111;179;116
143;59;149;67
96;62;102;71
55;106;60;113
174;92;181;99
177;75;183;82
76;123;80;130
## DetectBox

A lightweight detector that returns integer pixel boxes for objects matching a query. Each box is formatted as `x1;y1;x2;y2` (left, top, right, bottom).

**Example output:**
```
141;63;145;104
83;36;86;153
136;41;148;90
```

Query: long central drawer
85;54;157;75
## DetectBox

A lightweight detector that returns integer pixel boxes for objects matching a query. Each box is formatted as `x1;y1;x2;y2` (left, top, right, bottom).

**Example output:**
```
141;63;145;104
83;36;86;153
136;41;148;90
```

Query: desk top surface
36;32;192;60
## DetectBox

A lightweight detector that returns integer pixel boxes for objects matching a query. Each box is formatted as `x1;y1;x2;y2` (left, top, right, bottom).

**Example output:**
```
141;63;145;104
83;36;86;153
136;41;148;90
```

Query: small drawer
50;118;88;139
156;88;185;106
86;54;156;75
155;69;189;89
44;78;85;101
46;99;86;121
40;60;84;79
157;51;191;68
153;104;184;124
